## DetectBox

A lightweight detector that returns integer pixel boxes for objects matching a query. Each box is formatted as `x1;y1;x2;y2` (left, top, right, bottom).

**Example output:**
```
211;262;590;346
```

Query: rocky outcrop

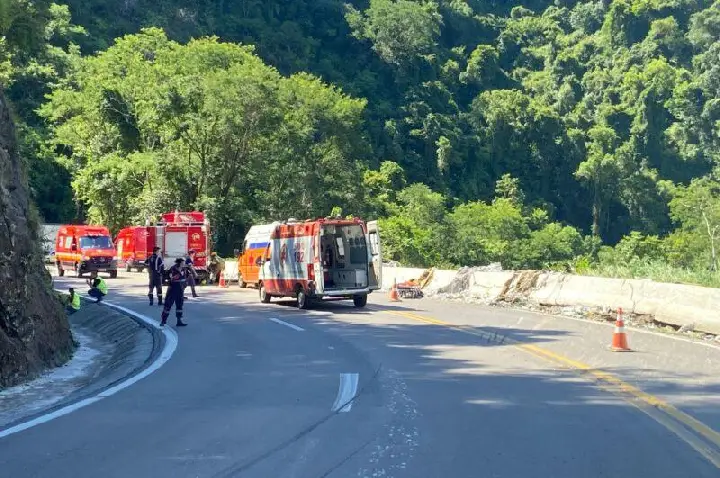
0;90;73;388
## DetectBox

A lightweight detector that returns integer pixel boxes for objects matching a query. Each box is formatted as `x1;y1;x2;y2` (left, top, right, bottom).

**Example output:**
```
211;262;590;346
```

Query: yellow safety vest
71;293;81;310
98;278;108;295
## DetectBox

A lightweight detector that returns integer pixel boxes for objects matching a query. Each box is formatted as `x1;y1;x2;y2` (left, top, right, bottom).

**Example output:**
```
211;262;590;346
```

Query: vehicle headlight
113;256;118;261
82;255;90;261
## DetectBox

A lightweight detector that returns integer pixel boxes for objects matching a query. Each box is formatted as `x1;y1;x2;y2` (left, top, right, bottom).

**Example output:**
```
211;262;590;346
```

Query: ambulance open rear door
366;221;382;291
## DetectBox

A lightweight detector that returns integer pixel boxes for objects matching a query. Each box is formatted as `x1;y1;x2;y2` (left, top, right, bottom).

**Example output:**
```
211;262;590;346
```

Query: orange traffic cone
610;307;631;352
389;279;401;302
219;271;228;288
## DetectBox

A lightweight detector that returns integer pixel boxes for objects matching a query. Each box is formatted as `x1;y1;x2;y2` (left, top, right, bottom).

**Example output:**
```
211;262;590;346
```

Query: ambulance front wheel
109;270;118;279
353;295;368;308
259;283;271;303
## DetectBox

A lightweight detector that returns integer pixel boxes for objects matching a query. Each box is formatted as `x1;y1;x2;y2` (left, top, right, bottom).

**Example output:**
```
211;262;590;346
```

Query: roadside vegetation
3;1;720;287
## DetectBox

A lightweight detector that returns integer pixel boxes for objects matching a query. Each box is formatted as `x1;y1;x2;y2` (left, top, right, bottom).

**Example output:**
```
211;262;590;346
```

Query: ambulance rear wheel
57;263;64;277
353;295;368;308
296;288;309;310
125;263;132;272
238;272;246;289
109;270;118;279
75;263;83;278
259;283;271;303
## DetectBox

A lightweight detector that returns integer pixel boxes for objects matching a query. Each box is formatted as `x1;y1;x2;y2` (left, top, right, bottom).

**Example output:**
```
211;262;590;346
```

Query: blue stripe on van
248;242;269;249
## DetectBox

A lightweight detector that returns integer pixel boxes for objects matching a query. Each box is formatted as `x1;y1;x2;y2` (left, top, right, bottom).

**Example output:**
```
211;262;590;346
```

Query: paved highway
1;272;719;477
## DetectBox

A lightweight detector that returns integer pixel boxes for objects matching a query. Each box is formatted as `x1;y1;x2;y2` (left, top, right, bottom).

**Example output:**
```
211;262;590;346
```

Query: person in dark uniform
144;246;164;306
161;257;188;327
184;249;199;298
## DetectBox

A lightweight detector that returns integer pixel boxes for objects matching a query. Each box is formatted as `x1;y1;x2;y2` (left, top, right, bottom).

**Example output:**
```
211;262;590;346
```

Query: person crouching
86;274;108;303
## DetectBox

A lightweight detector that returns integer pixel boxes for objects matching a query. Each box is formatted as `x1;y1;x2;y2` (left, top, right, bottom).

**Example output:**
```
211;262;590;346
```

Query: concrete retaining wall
389;265;720;336
52;298;159;407
223;260;239;282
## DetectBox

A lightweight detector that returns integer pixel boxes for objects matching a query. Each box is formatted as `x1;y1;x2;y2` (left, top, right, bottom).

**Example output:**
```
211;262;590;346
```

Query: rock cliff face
0;90;73;388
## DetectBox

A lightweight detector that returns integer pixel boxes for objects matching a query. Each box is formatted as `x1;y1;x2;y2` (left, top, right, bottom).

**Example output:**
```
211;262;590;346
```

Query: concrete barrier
223;260;239;282
391;264;720;335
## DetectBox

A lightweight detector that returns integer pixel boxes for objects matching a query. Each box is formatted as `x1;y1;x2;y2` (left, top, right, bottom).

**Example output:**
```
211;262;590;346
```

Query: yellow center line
378;307;720;468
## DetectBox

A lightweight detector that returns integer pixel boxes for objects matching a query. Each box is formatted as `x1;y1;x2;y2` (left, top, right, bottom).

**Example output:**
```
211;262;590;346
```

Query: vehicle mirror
234;248;240;257
255;257;263;266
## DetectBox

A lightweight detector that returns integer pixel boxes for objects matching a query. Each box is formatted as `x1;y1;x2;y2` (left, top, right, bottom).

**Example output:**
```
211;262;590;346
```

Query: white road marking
0;300;178;440
332;373;359;413
269;317;305;332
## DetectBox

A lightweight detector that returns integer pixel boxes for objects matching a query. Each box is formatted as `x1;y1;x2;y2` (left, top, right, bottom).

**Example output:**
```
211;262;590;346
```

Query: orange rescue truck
55;225;118;278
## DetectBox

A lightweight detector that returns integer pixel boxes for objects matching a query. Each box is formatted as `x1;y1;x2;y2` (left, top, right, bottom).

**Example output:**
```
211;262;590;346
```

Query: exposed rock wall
0;90;73;388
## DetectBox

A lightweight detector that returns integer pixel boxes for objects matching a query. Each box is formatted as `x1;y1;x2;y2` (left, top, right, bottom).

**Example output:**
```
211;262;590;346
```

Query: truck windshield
80;236;113;249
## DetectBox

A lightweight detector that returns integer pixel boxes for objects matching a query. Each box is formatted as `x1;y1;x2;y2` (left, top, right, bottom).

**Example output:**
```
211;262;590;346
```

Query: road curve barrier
381;266;720;336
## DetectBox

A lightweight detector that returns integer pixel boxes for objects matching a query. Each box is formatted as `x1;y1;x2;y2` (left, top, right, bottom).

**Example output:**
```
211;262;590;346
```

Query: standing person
86;274;108;303
66;288;80;315
184;249;199;298
144;246;164;306
209;252;225;286
161;257;188;327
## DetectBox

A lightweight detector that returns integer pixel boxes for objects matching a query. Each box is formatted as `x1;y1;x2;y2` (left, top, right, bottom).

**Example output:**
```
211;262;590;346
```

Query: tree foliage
41;29;369;251
5;0;720;279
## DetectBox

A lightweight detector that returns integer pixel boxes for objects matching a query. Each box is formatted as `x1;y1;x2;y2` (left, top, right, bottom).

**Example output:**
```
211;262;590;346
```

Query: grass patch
579;260;720;289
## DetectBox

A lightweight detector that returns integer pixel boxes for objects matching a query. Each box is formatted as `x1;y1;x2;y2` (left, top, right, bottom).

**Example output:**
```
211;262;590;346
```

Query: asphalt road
1;272;719;477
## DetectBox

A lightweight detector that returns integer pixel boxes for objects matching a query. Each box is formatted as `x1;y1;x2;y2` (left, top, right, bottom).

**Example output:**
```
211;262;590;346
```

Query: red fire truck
258;217;382;309
116;211;211;280
115;226;154;272
155;211;210;280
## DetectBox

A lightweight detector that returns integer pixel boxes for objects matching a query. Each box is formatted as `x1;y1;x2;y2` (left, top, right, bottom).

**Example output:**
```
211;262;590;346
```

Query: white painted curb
0;297;178;439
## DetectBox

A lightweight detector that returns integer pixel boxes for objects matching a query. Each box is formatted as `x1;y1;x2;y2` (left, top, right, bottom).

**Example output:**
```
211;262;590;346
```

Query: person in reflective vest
144;246;164;306
66;288;81;315
86;275;108;303
161;258;188;327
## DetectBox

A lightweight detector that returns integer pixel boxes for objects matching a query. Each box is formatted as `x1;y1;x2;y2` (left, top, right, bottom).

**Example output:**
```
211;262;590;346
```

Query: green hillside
3;0;720;283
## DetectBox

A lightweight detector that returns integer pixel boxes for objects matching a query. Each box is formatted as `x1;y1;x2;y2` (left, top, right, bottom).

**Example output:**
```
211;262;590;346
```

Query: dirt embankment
0;90;74;388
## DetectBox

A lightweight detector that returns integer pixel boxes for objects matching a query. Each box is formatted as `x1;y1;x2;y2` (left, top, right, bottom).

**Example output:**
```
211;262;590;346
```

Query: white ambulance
258;217;382;308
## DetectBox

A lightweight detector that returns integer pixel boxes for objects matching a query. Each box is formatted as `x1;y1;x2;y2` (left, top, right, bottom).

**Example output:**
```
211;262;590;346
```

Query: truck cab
55;225;118;278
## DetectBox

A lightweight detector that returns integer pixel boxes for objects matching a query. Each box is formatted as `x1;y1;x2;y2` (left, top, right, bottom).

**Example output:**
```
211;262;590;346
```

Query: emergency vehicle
237;222;280;288
258;217;382;308
154;211;210;281
115;226;154;272
55;225;118;278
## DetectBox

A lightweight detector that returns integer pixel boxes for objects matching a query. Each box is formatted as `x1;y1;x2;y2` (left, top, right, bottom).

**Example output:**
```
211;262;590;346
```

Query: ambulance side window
64;236;73;249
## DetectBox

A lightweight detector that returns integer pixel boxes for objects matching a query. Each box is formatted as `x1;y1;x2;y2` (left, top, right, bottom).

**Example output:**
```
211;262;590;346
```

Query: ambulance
258;217;382;308
55;225;118;278
237;222;280;288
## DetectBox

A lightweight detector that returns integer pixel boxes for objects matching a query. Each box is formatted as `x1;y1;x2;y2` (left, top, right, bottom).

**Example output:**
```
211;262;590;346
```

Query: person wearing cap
144;246;164;306
161;257;188;327
184;249;199;298
208;252;225;286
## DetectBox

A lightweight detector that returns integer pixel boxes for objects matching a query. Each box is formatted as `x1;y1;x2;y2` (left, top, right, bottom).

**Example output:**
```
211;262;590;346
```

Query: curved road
1;273;719;477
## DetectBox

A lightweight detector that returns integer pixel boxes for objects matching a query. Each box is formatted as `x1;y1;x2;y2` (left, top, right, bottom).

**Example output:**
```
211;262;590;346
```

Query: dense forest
3;0;720;284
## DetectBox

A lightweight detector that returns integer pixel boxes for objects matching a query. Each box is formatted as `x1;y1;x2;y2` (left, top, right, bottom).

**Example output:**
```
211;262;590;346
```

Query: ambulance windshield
80;235;113;249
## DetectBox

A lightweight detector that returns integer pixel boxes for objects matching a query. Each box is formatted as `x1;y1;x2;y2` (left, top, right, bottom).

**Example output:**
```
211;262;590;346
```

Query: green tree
668;178;720;271
346;0;442;71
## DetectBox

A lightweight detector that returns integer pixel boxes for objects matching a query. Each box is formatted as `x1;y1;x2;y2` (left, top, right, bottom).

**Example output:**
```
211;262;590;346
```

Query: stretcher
396;281;424;299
